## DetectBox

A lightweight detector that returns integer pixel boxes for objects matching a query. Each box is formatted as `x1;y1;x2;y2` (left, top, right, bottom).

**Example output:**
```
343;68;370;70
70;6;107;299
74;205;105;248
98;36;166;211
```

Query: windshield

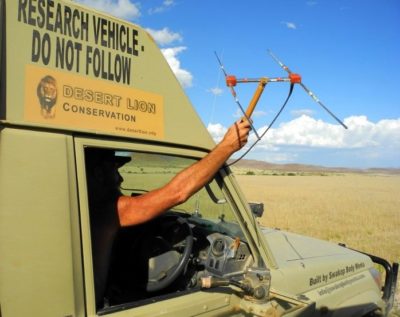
118;151;237;224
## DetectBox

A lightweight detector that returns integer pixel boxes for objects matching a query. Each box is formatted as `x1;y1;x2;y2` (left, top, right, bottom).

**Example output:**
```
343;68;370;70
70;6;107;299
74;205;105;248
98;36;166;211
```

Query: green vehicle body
0;1;397;316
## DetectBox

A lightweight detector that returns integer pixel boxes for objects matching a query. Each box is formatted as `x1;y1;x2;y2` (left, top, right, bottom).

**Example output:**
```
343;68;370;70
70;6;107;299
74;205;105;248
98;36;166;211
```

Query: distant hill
228;159;400;175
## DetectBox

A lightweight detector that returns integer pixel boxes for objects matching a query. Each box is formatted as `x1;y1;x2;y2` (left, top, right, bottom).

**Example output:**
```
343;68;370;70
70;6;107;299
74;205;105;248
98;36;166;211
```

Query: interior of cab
84;147;256;313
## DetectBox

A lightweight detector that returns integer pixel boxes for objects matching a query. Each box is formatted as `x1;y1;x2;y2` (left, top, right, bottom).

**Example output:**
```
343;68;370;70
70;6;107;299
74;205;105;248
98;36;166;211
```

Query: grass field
234;172;400;313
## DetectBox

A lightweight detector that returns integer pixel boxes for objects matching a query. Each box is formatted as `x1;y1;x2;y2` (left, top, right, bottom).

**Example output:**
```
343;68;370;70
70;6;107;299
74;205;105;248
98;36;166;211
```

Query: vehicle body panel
263;228;385;313
0;128;77;316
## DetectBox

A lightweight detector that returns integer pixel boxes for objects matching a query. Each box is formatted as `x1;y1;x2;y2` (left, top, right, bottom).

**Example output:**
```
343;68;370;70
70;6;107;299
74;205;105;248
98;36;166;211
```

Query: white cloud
209;87;223;96
75;0;140;20
290;108;314;118
282;21;297;30
343;115;400;148
260;115;345;147
148;0;175;14
208;115;400;167
146;27;182;46
161;47;193;88
144;27;191;89
207;123;227;143
257;115;400;149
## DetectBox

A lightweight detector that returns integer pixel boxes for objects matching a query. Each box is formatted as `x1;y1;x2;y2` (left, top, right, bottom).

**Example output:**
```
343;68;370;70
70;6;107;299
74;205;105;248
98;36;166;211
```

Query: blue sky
75;0;400;168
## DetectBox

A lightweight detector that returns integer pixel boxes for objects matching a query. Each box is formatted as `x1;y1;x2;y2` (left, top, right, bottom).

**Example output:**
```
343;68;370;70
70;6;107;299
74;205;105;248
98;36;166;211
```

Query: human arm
117;119;251;226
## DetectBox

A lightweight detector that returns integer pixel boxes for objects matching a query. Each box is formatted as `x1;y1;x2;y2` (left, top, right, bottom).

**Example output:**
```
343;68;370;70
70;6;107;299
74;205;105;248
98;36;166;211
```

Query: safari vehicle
0;0;398;316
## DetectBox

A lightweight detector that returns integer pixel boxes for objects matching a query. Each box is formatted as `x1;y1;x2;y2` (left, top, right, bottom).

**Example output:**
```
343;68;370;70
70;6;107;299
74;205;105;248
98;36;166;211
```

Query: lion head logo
37;75;57;119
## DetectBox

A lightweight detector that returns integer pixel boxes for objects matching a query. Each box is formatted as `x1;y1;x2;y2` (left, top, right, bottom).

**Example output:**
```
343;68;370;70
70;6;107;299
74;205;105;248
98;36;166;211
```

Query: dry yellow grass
235;173;400;313
235;173;400;265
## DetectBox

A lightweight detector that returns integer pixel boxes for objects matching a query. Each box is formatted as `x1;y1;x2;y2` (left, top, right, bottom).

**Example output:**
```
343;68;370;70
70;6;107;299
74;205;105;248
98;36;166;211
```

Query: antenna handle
245;78;268;118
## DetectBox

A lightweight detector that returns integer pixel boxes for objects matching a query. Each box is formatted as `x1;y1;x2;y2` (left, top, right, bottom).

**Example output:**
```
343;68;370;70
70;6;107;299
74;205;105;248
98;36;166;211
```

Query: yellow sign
24;64;164;139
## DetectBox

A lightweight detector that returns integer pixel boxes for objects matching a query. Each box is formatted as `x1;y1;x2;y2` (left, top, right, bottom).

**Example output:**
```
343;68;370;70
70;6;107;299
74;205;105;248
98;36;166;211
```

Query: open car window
118;151;237;225
83;147;254;314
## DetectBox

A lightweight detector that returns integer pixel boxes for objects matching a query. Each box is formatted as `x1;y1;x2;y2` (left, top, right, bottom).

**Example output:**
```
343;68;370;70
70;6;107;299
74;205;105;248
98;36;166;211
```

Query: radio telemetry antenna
215;50;348;165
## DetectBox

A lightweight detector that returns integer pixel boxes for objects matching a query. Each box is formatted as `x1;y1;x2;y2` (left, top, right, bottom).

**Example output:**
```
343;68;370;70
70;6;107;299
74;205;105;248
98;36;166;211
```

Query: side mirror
249;202;264;218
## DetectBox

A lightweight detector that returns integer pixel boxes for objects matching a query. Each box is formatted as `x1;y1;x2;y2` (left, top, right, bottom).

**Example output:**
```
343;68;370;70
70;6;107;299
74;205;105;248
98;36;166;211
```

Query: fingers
234;119;250;149
240;130;249;147
233;122;241;148
236;119;251;135
221;120;251;152
237;117;252;127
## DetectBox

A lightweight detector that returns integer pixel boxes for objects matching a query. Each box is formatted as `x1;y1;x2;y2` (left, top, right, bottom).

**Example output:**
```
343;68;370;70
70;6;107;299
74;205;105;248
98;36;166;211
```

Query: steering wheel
145;214;193;292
